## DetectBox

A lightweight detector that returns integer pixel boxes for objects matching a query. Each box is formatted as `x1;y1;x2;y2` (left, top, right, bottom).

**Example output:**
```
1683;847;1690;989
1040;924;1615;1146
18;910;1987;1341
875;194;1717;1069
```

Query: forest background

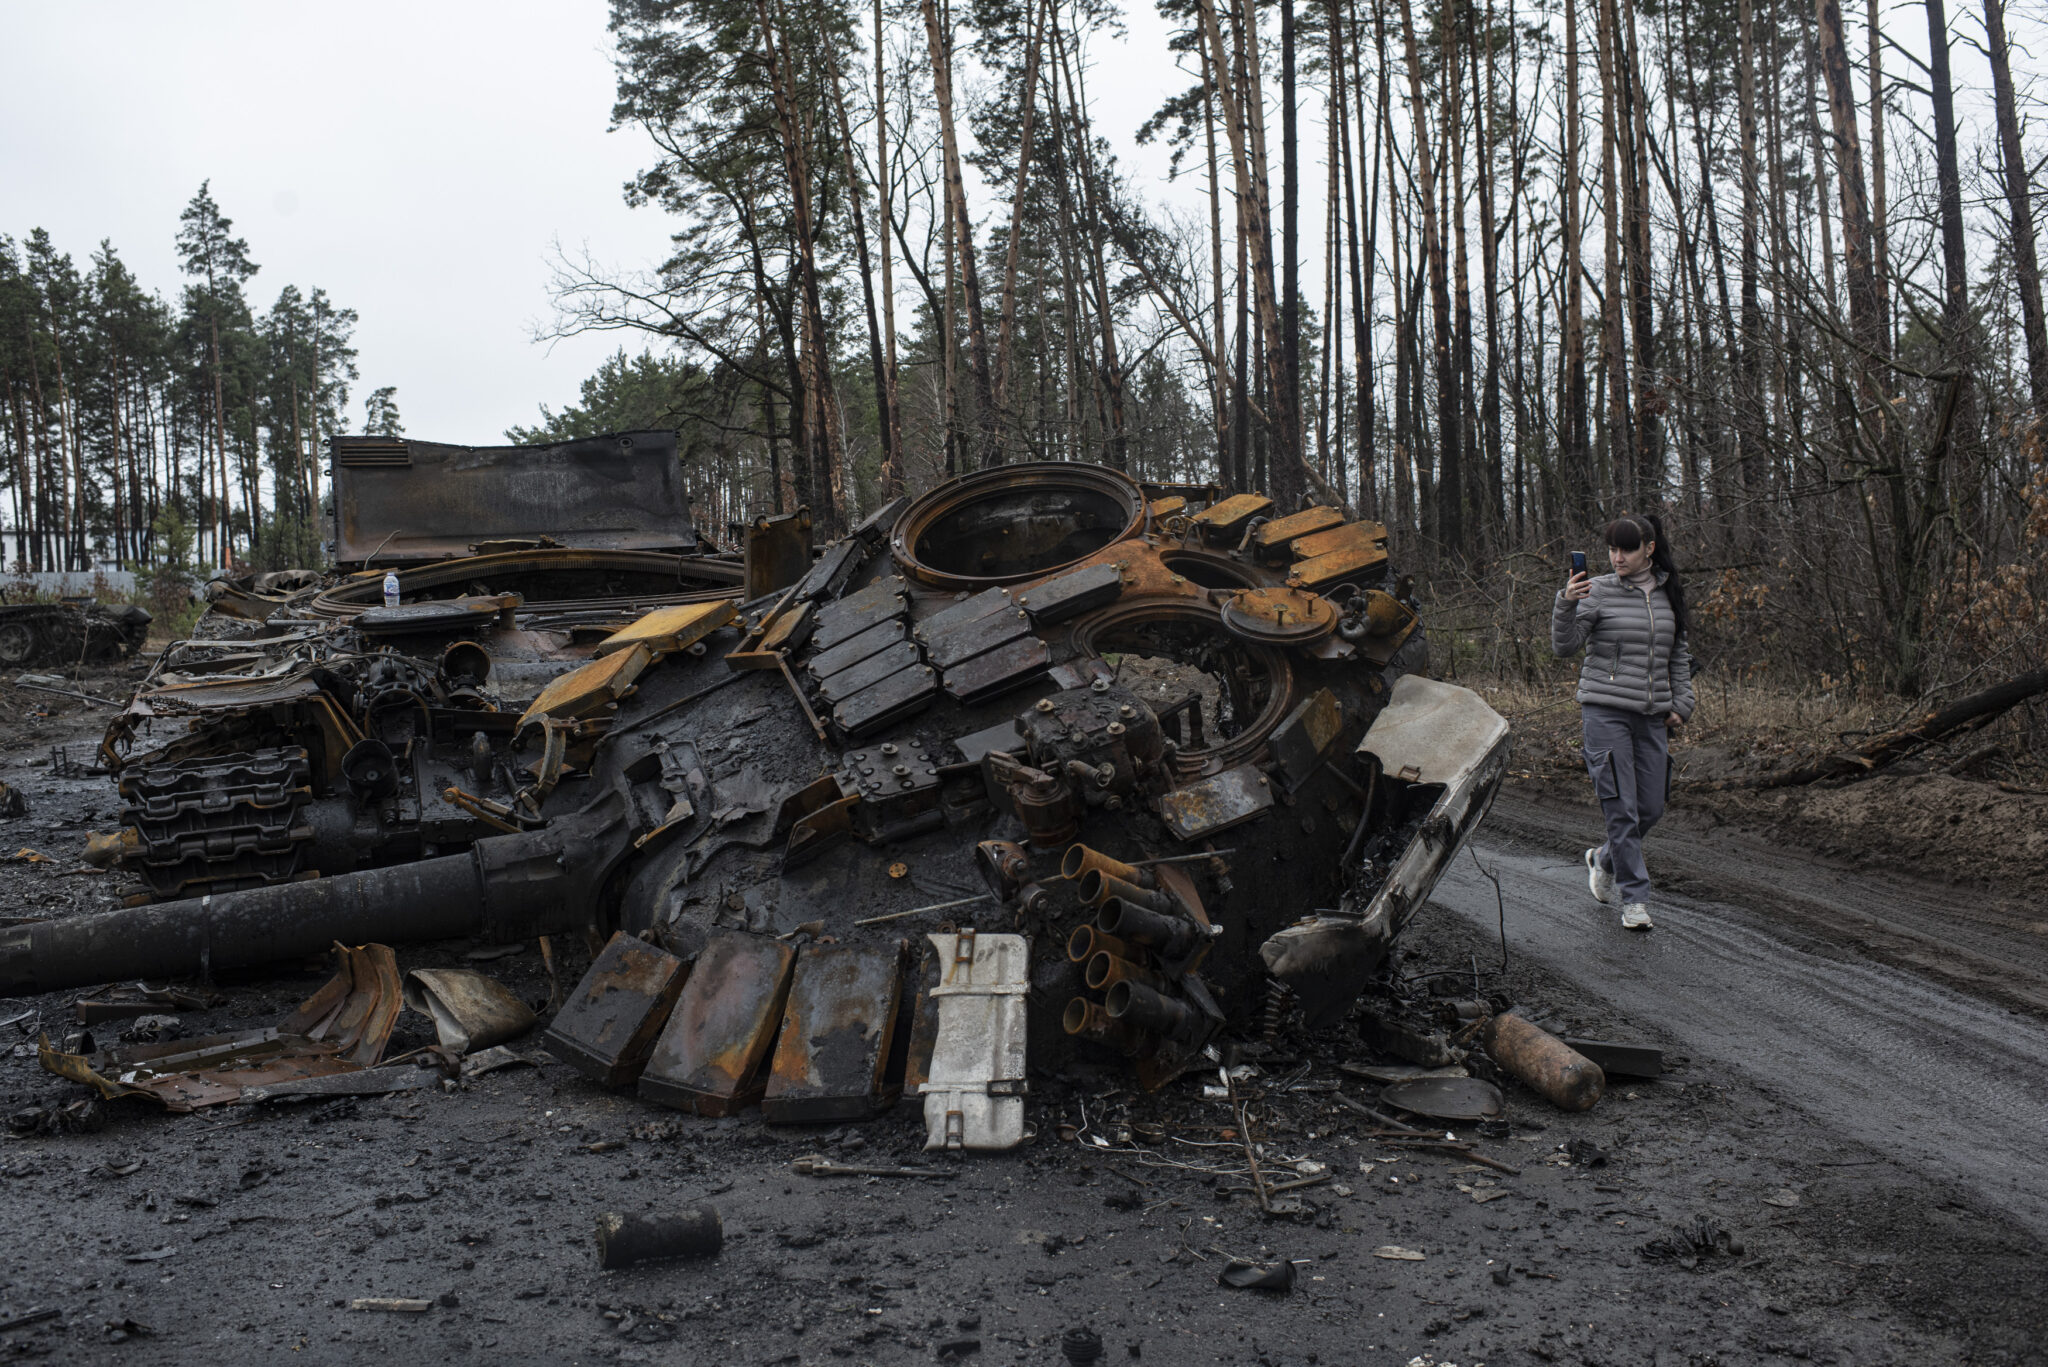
5;0;2047;713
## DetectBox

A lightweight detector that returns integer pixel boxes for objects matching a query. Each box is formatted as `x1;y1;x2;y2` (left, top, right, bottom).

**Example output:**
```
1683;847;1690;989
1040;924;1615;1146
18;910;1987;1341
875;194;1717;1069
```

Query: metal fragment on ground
593;1207;722;1268
403;968;537;1055
542;933;689;1089
639;932;795;1115
920;932;1029;1151
1155;764;1276;841
1379;1076;1505;1122
762;941;906;1122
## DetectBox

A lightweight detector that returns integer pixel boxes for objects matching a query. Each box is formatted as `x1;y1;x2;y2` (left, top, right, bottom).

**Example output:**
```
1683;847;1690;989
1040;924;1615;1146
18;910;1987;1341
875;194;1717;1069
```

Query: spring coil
1261;980;1296;1047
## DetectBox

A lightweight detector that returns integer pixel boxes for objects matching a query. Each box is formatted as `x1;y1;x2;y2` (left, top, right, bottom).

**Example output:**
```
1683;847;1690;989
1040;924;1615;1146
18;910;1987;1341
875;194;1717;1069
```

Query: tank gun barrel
0;798;636;996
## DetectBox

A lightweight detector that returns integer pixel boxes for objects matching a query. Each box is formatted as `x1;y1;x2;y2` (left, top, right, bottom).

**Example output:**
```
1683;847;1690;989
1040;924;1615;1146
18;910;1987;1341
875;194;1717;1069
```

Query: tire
0;621;36;665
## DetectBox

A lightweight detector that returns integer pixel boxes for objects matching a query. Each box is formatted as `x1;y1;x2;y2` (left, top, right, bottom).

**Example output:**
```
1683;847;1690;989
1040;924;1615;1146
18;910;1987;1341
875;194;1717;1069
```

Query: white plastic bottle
382;571;400;608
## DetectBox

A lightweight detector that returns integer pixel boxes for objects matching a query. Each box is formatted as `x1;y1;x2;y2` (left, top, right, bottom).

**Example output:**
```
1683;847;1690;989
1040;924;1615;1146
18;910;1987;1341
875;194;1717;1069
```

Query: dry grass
1460;671;2048;790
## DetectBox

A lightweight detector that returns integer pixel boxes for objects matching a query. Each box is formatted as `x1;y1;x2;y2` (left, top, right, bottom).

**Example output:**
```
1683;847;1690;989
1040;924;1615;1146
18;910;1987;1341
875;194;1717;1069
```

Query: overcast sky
1;2;1193;446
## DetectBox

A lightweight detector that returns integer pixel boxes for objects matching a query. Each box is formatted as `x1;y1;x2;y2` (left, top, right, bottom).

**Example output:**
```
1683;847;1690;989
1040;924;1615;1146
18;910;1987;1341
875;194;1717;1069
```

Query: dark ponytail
1604;513;1687;638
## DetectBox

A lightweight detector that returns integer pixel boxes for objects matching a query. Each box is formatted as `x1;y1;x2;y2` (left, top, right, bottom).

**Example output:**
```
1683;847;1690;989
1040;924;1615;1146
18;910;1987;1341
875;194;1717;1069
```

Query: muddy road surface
0;686;2042;1365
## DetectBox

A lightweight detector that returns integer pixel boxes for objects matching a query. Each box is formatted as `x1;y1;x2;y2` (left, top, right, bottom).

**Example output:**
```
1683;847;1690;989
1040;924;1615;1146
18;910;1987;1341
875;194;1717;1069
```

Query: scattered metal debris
1640;1216;1745;1269
9;458;1524;1137
593;1206;723;1268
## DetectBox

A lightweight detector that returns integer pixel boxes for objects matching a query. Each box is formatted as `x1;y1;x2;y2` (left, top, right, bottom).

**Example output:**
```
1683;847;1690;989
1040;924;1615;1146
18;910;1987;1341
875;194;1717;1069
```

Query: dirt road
1440;790;2048;1241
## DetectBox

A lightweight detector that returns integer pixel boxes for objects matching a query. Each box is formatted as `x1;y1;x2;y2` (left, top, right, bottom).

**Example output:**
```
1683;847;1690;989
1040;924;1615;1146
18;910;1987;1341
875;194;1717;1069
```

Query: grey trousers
1581;703;1670;904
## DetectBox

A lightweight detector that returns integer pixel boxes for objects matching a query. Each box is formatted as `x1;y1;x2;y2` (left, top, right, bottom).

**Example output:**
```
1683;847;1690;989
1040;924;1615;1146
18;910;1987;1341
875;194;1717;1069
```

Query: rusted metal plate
913;587;1013;642
743;507;813;601
542;933;690;1089
639;932;796;1115
1189;493;1273;543
924;603;1034;669
1288;539;1391;589
331;430;698;565
1252;505;1346;555
808;618;909;679
1147;495;1187;519
1269;688;1345;790
832;664;940;736
355;595;518;636
278;942;403;1066
811;576;908;651
1015;563;1123;626
519;643;651;725
1219;586;1337;645
1289;519;1388;561
594;600;737;658
40;1029;356;1112
762;942;905;1122
950;717;1024;764
817;640;923;704
942;635;1051;704
1155;763;1277;841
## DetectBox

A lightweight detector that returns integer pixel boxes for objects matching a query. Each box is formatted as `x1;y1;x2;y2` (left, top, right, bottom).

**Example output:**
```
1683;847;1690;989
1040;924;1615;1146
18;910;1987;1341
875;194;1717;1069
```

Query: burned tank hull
14;462;1507;1094
0;601;151;667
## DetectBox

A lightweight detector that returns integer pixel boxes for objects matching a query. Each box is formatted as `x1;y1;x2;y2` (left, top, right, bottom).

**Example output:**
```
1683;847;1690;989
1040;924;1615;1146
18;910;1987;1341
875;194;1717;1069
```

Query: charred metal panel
810;576;908;651
808;619;910;679
941;636;1052;704
842;740;943;842
1269;689;1345;791
1015;563;1124;625
542;933;690;1089
330;430;696;565
913;586;1014;641
923;604;1035;670
791;537;866;604
1155;764;1276;841
832;665;940;737
950;717;1024;764
762;942;906;1122
816;640;923;704
639;932;796;1115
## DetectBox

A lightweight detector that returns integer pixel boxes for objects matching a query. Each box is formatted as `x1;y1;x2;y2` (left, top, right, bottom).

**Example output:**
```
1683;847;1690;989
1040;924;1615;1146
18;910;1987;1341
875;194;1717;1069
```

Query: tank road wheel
0;621;35;665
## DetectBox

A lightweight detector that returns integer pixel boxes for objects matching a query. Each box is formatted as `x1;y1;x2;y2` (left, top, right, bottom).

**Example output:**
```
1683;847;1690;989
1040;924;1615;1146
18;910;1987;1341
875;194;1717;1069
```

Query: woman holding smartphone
1550;514;1695;930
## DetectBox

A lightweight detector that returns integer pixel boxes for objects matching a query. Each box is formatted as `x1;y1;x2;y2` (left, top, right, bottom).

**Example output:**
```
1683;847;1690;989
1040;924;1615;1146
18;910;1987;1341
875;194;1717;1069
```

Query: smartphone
1570;551;1587;576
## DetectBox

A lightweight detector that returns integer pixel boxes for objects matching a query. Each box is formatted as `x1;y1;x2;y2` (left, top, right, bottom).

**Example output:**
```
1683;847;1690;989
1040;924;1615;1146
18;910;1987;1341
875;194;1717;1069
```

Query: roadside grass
1459;670;2047;790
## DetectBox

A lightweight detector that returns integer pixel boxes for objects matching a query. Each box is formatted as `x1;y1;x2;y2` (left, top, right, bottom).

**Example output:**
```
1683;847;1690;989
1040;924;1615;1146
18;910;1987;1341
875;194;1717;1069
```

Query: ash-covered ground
0;673;2042;1366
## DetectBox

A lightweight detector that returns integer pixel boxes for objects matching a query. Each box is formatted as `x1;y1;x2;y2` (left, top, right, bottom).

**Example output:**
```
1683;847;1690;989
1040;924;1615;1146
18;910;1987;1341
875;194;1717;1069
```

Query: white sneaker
1585;848;1617;906
1621;902;1654;931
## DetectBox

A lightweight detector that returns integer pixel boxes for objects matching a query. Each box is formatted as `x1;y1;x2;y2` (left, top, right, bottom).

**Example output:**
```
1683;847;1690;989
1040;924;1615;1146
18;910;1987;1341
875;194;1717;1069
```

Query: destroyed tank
0;599;152;667
4;458;1509;1108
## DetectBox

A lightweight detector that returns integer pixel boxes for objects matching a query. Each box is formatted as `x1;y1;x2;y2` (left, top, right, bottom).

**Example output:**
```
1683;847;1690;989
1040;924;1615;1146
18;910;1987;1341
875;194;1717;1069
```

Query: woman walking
1551;513;1695;930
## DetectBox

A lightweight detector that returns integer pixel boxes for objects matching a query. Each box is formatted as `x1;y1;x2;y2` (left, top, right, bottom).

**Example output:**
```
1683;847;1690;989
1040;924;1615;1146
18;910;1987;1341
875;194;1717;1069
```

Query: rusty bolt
892;764;909;776
1118;704;1136;719
1090;678;1110;693
1036;699;1056;713
880;743;898;755
1107;722;1126;737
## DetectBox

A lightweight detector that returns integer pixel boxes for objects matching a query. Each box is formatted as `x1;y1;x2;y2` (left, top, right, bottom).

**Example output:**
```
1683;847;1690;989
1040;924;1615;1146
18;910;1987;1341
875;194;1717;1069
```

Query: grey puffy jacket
1551;572;1696;720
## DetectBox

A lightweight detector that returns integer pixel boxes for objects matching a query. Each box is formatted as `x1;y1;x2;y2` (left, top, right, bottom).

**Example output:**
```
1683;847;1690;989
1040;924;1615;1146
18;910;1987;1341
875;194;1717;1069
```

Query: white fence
3;570;140;599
